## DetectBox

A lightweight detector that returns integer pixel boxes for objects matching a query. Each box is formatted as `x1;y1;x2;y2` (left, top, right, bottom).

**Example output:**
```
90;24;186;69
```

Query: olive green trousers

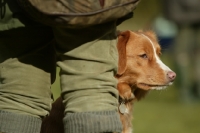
0;1;122;133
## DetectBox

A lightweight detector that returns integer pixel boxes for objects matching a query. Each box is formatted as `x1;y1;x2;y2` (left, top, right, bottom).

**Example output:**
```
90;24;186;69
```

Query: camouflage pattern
17;0;140;27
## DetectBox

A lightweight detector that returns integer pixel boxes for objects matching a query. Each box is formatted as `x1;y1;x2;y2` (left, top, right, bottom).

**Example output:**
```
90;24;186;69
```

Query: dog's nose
167;71;176;81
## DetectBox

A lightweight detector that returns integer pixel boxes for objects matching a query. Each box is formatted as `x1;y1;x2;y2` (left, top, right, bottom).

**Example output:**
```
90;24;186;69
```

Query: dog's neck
119;94;135;104
118;84;137;104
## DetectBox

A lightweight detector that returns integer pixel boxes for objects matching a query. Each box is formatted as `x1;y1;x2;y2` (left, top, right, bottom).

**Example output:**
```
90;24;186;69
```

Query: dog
41;30;176;133
116;30;176;133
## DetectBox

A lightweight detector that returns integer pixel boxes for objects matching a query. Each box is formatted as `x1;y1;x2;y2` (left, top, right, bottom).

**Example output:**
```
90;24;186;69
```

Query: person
163;0;200;102
0;0;140;133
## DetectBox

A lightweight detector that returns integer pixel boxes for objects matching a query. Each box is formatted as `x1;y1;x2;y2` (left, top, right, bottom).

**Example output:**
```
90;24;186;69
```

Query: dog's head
117;30;176;100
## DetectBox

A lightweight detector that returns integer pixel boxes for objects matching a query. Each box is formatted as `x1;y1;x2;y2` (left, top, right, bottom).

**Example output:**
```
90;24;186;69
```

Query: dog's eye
139;54;148;59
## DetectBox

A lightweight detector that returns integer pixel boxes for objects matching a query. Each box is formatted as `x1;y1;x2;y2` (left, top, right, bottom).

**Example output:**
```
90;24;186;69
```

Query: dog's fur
116;30;176;133
41;30;176;133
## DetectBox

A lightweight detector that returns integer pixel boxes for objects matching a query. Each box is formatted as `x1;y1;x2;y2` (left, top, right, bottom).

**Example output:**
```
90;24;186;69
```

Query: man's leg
174;26;196;102
53;22;122;133
0;1;55;133
194;25;200;98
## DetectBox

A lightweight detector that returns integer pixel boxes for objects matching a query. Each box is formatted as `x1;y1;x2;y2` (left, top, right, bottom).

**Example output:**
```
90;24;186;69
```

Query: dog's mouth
137;82;173;90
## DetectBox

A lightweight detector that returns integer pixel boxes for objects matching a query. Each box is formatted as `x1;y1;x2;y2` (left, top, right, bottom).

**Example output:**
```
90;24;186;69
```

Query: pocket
17;0;140;27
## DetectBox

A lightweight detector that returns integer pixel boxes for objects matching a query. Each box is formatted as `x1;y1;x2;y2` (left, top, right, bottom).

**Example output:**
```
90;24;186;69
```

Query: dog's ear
134;89;149;100
117;30;131;75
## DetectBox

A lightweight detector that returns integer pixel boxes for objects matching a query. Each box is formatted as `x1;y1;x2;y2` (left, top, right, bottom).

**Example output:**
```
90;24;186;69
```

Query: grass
132;87;200;133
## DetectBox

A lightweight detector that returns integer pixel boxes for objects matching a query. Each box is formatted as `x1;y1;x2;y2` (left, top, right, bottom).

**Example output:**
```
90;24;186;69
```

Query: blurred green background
51;0;200;133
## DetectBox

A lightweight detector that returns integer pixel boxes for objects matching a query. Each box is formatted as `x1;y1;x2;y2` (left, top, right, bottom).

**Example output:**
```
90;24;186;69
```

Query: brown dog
116;30;176;133
41;30;176;133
